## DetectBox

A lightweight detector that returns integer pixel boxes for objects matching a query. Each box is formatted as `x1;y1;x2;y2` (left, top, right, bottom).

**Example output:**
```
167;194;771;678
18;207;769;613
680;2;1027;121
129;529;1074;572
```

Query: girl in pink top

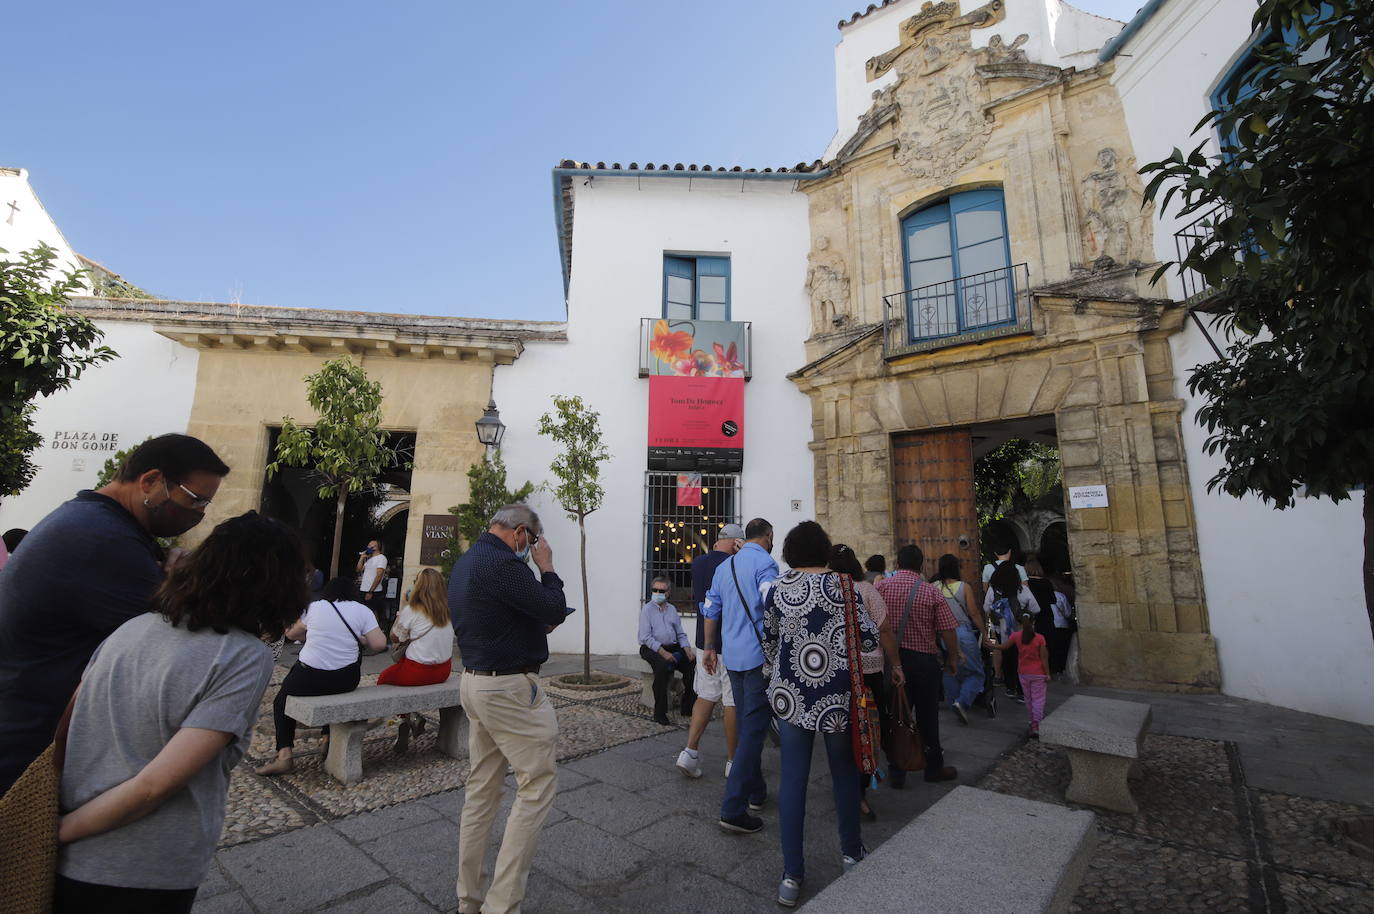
986;612;1050;736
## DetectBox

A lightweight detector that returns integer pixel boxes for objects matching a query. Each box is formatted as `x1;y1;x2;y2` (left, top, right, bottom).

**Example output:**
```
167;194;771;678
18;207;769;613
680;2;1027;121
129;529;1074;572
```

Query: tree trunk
580;514;591;684
1365;486;1373;642
330;488;347;579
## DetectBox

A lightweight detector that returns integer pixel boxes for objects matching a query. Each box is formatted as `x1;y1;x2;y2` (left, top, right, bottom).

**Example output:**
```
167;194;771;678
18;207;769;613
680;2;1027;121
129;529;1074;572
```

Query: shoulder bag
327;600;380;663
887;577;926;772
839;573;880;778
728;557;772;675
389;615;434;663
0;689;77;914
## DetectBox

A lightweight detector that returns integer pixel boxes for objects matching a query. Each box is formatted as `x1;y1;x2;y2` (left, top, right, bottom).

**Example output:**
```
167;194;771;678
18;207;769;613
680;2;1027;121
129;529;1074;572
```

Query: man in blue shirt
449;504;569;914
703;517;778;834
637;576;696;725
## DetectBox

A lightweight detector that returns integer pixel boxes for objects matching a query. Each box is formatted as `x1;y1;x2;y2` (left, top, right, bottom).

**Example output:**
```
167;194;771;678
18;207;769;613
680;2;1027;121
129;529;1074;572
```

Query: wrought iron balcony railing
882;263;1032;358
1172;204;1232;303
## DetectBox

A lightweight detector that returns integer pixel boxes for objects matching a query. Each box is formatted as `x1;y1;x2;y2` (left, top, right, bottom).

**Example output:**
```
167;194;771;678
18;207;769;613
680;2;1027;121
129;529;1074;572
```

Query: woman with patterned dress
763;521;901;908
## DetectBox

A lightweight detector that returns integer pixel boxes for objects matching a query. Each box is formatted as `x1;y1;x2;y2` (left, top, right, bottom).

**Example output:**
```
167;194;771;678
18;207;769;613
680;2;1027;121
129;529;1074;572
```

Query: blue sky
5;1;1144;322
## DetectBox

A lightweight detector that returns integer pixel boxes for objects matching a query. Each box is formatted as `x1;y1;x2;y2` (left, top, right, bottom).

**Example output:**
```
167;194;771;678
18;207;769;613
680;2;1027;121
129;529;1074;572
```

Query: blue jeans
778;719;863;879
721;665;769;819
943;625;985;709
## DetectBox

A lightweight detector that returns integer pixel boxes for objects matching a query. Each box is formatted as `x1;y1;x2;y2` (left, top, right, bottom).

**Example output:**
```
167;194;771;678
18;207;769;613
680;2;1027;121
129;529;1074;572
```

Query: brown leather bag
887;681;925;772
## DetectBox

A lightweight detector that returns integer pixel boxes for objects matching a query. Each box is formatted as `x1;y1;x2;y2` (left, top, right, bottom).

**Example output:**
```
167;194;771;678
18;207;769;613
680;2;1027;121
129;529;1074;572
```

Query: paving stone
333;798;443;843
517;869;605;914
564;752;682;792
318;882;437;913
218;824;389;914
612;862;771;913
191;889;254;914
195;860;234;900
626;813;766;874
531;819;654;889
553;781;675;835
357;817;458;909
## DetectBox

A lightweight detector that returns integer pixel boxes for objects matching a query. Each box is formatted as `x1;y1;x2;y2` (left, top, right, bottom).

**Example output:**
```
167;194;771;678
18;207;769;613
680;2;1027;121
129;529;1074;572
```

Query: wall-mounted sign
419;514;457;565
48;430;120;452
1068;485;1109;509
647;375;744;471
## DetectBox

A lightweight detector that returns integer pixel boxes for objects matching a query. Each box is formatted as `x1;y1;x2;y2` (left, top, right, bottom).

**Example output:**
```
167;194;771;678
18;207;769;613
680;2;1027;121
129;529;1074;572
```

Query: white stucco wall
0;168;86;287
1113;0;1374;724
495;175;815;655
0;321;200;532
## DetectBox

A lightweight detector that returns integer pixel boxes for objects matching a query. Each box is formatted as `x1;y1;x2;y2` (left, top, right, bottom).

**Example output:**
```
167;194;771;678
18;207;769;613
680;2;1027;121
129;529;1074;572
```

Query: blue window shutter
696;257;730;320
664;256;695;319
900;189;1013;340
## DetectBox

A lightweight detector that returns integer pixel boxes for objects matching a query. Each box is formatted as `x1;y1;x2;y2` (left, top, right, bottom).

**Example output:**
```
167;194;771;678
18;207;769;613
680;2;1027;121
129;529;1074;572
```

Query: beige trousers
456;671;559;914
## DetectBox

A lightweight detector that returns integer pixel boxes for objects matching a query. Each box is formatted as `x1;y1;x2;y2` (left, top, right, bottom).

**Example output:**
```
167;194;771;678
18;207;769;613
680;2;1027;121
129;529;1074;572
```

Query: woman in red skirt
378;568;454;745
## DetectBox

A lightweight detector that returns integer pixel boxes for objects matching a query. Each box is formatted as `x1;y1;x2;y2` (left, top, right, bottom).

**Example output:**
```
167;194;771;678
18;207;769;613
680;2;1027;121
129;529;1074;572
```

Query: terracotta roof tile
838;0;904;29
557;159;825;175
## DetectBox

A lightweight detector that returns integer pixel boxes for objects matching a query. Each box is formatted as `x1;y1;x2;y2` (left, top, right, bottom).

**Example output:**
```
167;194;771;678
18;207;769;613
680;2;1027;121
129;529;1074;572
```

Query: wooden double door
891;428;980;582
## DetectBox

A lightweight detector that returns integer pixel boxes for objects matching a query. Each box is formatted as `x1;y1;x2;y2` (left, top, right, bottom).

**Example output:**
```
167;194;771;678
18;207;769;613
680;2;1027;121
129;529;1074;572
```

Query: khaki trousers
456;671;559;914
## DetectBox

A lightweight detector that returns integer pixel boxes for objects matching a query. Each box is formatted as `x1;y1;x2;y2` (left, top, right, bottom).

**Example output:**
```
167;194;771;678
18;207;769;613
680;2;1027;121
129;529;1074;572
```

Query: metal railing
640;471;741;611
1172;205;1231;303
882;263;1032;358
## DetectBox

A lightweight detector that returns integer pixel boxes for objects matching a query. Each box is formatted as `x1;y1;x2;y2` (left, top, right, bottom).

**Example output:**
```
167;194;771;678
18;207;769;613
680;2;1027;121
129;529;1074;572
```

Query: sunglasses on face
651;588;669;594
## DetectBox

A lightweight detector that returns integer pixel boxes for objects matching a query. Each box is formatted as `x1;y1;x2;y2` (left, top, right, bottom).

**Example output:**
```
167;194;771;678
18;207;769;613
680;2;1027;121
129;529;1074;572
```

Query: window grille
641;472;741;612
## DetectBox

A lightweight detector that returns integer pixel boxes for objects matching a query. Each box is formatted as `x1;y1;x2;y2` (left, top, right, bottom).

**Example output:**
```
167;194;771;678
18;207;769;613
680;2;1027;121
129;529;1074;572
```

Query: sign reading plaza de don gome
645;319;746;473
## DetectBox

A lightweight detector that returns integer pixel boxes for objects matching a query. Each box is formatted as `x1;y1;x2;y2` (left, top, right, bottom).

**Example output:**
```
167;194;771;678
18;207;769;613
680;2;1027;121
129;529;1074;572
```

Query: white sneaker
725;759;733;779
676;749;702;778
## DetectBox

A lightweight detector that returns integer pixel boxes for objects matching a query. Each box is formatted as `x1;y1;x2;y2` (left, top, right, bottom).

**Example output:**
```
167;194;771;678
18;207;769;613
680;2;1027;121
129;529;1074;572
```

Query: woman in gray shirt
55;512;308;913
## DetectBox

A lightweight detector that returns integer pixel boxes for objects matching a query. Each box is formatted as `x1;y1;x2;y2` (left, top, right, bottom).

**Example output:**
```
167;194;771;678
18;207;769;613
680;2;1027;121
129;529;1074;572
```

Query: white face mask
514;527;533;561
651;592;668;604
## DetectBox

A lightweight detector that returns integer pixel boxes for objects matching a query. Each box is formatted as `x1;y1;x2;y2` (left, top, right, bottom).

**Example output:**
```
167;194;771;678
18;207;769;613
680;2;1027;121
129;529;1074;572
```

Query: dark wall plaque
420;514;458;566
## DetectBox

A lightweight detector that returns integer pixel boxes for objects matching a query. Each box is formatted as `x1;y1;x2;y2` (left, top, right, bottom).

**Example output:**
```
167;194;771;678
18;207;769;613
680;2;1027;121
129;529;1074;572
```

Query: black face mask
145;482;207;538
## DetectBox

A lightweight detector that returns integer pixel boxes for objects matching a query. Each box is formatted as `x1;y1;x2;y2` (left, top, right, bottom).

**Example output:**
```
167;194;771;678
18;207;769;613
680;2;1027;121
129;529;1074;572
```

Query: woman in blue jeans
931;553;987;722
763;521;891;908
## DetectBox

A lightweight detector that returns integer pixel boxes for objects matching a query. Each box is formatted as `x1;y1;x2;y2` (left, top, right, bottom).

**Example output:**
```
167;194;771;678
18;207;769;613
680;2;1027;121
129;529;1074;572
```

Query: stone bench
1039;694;1152;814
285;680;467;785
617;653;684;715
800;786;1096;913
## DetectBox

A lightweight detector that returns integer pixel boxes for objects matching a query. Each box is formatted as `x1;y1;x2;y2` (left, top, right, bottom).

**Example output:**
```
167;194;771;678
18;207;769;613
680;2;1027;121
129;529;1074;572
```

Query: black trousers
1049;627;1073;674
272;660;361;750
639;645;696;716
55;875;197;914
898;649;944;774
1002;635;1020;693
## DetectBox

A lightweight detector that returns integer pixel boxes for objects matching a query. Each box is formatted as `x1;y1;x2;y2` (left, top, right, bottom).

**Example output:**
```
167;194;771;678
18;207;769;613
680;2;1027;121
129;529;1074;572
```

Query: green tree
439;451;536;576
1140;0;1374;638
538;395;610;683
974;439;1061;528
267;357;406;578
0;244;116;497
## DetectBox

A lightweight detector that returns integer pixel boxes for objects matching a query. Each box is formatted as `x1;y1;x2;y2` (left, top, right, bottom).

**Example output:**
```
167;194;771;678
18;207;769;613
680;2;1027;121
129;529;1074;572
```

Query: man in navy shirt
675;523;744;778
449;504;568;914
0;434;229;794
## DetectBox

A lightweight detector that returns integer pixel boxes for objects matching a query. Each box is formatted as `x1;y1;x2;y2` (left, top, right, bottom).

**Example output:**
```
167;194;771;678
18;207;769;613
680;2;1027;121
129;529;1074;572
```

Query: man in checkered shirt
876;543;961;786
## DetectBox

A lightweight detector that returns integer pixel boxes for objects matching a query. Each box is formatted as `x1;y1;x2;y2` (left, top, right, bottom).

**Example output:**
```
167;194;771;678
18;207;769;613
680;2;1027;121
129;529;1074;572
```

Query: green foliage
1140;0;1373;507
975;439;1061;527
537;395;609;521
0;244;117;496
0;406;44;498
439;450;536;576
538;395;610;683
267;358;408;575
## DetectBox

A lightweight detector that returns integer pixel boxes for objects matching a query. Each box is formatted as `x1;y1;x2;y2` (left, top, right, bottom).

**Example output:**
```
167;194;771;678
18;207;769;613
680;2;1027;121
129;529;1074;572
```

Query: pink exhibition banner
648;375;744;453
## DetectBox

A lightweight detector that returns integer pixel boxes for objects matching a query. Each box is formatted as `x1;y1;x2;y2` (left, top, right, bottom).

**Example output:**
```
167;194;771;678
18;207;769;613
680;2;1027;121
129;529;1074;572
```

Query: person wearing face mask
638;576;697;725
448;504;569;914
0;433;229;796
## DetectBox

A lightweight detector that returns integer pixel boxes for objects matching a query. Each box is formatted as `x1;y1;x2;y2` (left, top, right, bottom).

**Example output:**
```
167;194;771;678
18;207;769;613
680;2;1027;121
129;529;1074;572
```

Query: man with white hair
449;504;569;914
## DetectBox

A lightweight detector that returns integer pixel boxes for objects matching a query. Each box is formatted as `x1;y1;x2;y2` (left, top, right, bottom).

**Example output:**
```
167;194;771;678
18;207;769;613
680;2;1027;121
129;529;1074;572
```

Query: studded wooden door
891;428;979;581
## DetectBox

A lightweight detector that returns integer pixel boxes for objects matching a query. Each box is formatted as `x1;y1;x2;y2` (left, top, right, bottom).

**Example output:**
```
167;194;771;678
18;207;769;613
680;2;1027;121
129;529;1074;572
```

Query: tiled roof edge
555;159;827;175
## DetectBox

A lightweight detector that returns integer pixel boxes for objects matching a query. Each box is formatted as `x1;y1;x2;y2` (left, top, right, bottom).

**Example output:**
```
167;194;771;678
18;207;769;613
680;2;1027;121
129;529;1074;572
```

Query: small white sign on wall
1068;485;1109;509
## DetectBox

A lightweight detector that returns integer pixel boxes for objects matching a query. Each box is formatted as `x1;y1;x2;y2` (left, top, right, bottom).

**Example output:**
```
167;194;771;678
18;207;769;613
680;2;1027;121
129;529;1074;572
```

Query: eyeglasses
175;482;214;510
651;588;669;594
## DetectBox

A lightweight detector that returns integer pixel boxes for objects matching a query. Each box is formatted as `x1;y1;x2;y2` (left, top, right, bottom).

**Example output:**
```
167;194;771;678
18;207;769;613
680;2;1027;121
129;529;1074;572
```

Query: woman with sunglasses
637;576;697;726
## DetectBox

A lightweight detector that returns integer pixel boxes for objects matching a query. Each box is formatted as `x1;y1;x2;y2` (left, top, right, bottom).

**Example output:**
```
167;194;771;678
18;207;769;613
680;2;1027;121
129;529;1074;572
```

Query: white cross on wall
4;200;18;225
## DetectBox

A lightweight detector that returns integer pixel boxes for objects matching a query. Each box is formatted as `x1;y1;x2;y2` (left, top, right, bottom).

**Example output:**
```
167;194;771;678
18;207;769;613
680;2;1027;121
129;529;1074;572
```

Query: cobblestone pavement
197;656;1374;913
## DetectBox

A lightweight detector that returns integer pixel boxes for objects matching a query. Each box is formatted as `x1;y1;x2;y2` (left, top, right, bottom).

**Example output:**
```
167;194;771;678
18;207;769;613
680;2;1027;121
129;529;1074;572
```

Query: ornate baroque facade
793;0;1220;691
